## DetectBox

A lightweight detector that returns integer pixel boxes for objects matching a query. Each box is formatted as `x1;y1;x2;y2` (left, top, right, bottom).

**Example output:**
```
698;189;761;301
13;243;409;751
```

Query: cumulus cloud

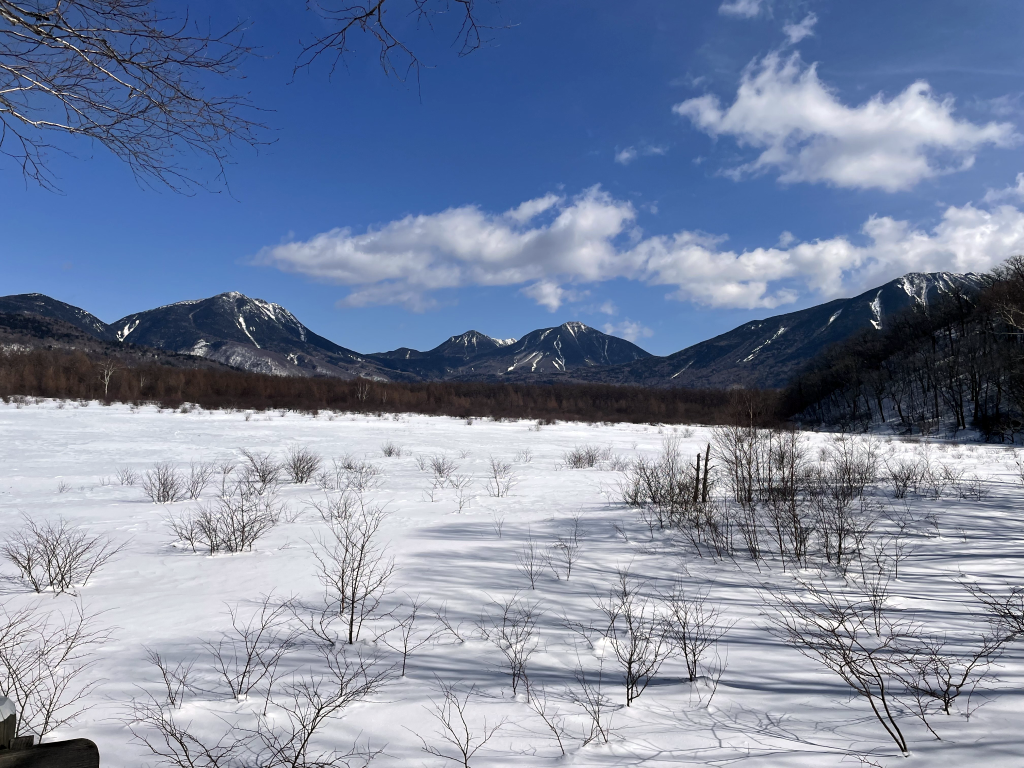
615;144;667;165
256;188;1024;312
602;320;654;343
256;187;640;312
719;0;765;18
783;13;817;45
983;172;1024;203
673;52;1017;191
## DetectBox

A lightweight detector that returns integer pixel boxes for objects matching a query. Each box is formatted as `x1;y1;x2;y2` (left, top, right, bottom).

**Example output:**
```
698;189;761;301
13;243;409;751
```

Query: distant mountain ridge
0;270;987;388
573;272;988;389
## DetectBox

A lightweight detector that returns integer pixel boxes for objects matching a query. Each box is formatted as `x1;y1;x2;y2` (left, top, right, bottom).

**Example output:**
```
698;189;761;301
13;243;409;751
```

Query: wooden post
702;443;711;504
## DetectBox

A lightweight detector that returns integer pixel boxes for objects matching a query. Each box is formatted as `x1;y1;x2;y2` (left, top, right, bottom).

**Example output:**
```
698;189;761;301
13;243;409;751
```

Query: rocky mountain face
372;323;651;380
108;293;404;380
0;271;987;388
581;272;989;389
0;294;112;340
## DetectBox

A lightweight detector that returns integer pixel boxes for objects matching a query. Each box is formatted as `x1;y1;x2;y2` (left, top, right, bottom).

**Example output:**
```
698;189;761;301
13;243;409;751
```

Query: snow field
0;399;1022;767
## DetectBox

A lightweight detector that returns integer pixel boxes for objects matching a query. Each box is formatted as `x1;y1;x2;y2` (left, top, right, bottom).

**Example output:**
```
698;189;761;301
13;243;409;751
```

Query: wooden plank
0;739;99;768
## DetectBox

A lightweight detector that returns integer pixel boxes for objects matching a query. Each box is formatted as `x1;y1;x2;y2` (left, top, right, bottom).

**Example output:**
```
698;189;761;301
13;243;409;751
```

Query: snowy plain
0;398;1022;767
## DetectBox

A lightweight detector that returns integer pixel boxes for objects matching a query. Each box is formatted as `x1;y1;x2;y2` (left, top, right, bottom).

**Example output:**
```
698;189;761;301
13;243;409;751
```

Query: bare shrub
378;597;438;676
561;444;609;469
0;601;108;741
598;571;670;706
428;455;459;486
2;517;123;595
253;645;389;767
56;480;71;494
417;681;505;768
126;695;249;768
380;441;403;458
240;449;282;492
142;462;186;503
965;583;1024;639
956;473;990;501
763;577;914;754
883;457;924;499
480;595;540;695
485;456;516;498
185;460;215;500
896;632;1004;736
144;648;196;709
206;597;296;700
515;535;543;590
284;446;322;484
662;586;729;682
115;465;139;486
167;488;279;555
566;653;615;746
311;498;395;645
514;448;532;463
550;513;585;580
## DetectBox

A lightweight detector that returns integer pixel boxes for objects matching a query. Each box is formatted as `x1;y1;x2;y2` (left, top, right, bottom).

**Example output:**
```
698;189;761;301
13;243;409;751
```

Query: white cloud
673;52;1017;191
602;320;654;343
257;188;1024;312
615;147;638;165
256;187;640;312
719;0;765;19
783;13;817;45
598;300;618;315
615;144;667;165
983;172;1024;203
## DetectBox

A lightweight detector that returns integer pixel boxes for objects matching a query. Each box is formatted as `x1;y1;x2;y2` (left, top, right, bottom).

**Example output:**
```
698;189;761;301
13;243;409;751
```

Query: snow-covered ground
0;399;1021;767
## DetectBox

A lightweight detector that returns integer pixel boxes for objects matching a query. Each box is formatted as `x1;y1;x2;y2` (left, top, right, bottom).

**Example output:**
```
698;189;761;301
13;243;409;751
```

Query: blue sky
3;0;1024;355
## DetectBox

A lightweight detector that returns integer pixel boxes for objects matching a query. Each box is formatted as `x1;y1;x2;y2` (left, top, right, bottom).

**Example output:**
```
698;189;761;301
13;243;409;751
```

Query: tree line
0;346;782;426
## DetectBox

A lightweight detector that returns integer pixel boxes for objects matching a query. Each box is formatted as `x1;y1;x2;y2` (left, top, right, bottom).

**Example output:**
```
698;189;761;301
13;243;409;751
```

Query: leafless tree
763;578;914;755
206;597;296;703
520;676;570;756
284;446;323;485
415;680;505;768
515;534;543;590
144;647;196;710
484;456;515;497
598;571;670;706
896;631;1004;738
297;0;505;84
0;0;264;192
662;585;730;682
549;512;585;581
480;594;540;695
432;601;466;645
0;600;108;741
490;514;504;539
1;515;123;594
964;582;1024;640
185;460;215;500
378;596;438;676
126;691;250;768
252;645;389;768
311;498;395;644
565;652;614;746
96;359;120;397
142;462;186;503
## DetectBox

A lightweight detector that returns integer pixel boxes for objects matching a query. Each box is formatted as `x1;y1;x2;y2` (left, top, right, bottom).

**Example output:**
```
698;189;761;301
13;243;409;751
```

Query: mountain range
0;271;985;389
